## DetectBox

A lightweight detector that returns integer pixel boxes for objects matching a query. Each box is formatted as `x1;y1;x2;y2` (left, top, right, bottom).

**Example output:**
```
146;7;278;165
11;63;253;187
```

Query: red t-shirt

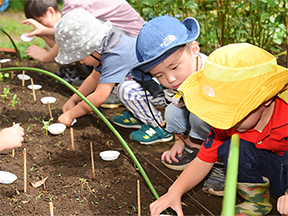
198;97;288;163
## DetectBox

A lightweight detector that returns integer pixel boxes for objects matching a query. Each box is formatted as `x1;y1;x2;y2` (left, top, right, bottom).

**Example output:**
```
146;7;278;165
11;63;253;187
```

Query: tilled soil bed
0;53;211;216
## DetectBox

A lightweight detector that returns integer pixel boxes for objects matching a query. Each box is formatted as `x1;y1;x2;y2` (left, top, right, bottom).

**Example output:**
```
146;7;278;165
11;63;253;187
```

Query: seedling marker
47;102;53;120
137;180;141;216
70;127;74;152
24;148;27;193
30;78;36;102
49;202;54;216
22;71;25;87
90;143;95;179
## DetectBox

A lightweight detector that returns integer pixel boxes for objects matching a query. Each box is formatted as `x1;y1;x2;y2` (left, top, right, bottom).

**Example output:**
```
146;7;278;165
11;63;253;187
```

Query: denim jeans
217;138;288;197
164;103;211;140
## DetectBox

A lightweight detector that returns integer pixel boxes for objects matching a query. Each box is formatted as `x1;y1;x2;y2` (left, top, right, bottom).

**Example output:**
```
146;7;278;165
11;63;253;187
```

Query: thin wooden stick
137;180;141;216
70;127;74;152
47;102;53;120
30;78;36;102
11;71;14;80
12;122;15;158
24;148;27;193
49;202;54;216
22;71;25;87
90;143;95;179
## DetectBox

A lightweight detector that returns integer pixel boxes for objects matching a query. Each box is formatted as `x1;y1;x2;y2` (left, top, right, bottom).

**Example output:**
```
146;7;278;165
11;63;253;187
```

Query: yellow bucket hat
178;43;288;129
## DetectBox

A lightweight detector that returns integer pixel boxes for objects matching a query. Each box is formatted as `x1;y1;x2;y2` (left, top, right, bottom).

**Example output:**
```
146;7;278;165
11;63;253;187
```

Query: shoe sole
100;103;122;109
161;160;188;171
137;135;173;145
202;187;224;196
112;121;142;129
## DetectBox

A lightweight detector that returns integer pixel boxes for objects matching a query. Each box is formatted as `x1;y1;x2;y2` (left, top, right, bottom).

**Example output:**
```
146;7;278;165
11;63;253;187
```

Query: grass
0;0;63;59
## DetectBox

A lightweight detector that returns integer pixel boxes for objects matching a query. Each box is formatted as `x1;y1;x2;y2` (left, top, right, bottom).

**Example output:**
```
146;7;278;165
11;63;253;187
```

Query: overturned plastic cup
40;96;56;104
99;150;120;161
17;74;31;80
0;171;17;184
48;123;66;135
21;33;34;42
28;84;42;90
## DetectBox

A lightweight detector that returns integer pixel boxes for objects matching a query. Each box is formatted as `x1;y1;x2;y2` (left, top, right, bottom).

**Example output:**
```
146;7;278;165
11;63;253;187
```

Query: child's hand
277;193;288;215
161;140;185;163
62;99;78;113
25;45;48;62
21;19;47;37
150;191;183;216
0;125;24;152
58;112;74;126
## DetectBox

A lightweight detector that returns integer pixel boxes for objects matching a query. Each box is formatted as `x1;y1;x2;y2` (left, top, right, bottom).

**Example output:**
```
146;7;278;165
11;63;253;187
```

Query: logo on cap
160;35;177;47
202;85;215;97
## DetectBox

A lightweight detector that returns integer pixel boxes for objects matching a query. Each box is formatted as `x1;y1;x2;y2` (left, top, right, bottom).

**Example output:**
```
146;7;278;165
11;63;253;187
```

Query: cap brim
178;65;288;129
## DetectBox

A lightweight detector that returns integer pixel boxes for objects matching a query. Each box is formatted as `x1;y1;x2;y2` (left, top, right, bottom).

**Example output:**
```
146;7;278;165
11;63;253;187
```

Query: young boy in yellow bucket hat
150;43;288;216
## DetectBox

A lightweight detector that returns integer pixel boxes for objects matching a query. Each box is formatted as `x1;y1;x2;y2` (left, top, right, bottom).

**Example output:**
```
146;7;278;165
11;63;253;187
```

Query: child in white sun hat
54;8;171;146
150;43;288;216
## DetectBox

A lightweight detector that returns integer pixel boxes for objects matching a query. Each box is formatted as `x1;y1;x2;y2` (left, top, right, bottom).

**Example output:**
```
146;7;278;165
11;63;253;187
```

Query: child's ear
190;41;200;57
47;6;56;16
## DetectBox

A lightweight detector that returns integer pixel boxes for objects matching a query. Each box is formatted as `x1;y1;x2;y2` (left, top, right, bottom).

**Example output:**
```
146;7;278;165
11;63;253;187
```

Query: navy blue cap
132;16;200;81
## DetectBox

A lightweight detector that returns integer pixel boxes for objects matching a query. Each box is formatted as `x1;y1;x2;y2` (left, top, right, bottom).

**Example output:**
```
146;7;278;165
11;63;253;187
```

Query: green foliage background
0;0;287;57
127;0;287;54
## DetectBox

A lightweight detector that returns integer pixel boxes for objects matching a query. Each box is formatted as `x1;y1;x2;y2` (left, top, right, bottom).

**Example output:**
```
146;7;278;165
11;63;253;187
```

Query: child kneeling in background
150;43;288;216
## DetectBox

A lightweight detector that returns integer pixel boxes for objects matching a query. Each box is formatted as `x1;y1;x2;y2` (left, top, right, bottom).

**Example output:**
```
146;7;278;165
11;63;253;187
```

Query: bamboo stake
49;202;54;216
30;78;36;102
22;70;25;87
70;127;74;152
90;143;95;179
24;148;27;193
47;102;53;120
137;180;141;216
11;70;14;80
12;122;15;158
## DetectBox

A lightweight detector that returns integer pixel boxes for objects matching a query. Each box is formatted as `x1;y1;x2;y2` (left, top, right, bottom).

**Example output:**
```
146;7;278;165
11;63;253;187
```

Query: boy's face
34;7;58;28
232;99;274;132
149;45;198;90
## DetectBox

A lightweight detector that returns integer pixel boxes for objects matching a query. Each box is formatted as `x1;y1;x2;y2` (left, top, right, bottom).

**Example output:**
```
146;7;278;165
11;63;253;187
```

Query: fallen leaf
30;176;48;188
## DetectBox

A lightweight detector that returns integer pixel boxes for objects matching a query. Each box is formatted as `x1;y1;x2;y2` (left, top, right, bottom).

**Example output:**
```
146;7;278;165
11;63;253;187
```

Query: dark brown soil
1;48;285;215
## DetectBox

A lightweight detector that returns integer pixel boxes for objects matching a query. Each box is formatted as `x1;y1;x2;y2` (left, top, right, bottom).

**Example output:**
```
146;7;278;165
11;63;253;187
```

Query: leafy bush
128;0;287;54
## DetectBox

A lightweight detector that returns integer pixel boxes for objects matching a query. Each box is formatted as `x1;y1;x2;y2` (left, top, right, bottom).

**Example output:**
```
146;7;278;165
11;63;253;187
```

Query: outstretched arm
150;157;214;216
22;19;55;38
25;43;58;63
0;125;24;152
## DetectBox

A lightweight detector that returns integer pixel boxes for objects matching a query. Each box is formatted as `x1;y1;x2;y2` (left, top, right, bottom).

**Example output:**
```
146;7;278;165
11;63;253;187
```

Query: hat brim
132;17;200;81
178;65;288;129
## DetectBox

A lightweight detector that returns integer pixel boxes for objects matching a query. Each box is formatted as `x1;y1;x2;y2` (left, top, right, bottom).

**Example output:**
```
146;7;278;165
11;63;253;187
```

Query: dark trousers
217;138;288;197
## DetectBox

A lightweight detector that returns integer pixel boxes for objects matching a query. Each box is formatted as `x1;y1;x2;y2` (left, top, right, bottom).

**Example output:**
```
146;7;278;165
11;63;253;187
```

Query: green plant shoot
10;94;19;110
42;118;53;135
1;87;10;103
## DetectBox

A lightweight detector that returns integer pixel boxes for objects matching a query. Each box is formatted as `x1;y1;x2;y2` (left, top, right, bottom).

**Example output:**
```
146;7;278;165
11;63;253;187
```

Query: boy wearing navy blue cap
129;14;220;184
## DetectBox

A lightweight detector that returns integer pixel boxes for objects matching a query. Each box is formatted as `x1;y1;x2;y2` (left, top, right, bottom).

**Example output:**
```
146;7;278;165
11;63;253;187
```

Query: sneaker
62;65;80;83
129;124;173;145
100;94;122;109
112;110;142;129
162;147;199;171
71;79;84;89
202;161;226;196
